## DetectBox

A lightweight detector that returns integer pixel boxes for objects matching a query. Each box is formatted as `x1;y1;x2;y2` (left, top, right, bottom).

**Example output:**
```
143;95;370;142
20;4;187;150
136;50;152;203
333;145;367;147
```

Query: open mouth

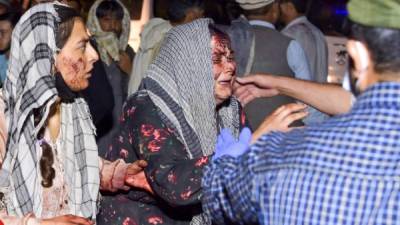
218;79;232;85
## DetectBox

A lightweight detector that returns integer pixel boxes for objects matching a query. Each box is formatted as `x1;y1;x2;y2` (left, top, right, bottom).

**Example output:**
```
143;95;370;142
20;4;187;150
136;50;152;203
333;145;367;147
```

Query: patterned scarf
142;18;241;225
1;3;99;219
86;0;130;66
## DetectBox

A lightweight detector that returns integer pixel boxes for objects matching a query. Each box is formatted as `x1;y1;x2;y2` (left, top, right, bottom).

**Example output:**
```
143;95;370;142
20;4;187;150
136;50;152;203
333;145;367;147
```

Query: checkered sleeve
202;154;259;225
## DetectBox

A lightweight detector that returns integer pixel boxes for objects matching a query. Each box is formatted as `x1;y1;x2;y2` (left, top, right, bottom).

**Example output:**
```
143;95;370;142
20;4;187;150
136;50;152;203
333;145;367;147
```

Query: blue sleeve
202;155;259;225
201;132;288;225
287;40;312;81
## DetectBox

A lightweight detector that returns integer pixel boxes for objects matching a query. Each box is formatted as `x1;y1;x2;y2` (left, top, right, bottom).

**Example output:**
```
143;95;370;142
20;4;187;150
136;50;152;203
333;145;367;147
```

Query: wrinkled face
55;19;99;92
0;20;12;52
211;33;236;105
98;14;123;37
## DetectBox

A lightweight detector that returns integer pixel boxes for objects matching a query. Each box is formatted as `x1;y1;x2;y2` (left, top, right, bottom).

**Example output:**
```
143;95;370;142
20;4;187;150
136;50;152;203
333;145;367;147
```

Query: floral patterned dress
97;92;247;225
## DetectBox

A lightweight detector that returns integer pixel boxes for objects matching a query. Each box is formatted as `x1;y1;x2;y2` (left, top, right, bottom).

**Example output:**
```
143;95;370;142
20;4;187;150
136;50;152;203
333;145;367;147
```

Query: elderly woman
0;3;147;225
99;18;307;225
97;18;242;225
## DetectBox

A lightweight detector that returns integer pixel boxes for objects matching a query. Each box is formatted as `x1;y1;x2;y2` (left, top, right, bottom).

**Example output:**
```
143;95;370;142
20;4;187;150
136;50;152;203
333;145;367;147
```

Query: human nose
86;41;99;64
224;60;236;73
112;20;122;33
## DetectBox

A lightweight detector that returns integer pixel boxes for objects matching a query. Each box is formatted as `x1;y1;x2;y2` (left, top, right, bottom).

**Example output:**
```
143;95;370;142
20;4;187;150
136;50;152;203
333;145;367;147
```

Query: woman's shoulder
125;90;151;106
123;90;160;121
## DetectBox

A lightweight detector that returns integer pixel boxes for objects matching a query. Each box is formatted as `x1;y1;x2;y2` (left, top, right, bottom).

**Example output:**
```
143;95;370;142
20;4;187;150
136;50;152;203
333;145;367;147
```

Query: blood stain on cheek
61;57;86;87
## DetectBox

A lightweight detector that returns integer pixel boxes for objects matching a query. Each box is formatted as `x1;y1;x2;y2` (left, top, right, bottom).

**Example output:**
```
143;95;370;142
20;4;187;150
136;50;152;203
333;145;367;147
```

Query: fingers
238;127;252;144
45;215;93;225
136;160;148;168
67;215;93;225
236;89;256;106
235;75;263;85
126;160;147;176
283;111;309;127
274;103;307;119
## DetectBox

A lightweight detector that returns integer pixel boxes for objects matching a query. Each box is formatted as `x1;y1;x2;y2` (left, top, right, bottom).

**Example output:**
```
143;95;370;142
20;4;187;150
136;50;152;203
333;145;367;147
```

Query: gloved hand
213;127;252;160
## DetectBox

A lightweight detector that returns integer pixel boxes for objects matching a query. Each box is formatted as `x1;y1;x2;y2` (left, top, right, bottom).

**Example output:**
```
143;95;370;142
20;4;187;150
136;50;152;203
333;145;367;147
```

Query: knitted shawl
142;19;242;224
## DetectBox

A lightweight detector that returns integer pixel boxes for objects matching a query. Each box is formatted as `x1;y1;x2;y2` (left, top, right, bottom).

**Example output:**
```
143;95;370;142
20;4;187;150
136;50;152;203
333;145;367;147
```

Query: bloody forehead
212;34;231;52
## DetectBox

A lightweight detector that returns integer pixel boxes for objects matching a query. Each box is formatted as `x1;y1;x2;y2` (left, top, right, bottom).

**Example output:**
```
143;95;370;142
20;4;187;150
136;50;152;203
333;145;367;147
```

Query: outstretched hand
213;127;252;160
234;74;280;106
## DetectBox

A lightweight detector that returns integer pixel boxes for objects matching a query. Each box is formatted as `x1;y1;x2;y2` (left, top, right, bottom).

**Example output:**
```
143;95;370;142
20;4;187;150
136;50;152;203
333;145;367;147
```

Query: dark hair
0;10;21;28
167;0;204;24
209;23;230;40
348;20;400;74
280;0;307;14
55;5;81;49
39;5;81;188
96;0;124;20
243;3;273;17
35;107;56;188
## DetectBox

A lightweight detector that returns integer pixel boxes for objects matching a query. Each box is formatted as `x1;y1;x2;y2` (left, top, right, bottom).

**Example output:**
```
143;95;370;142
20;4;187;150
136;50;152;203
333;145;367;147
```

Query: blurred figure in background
0;11;19;87
87;0;134;157
0;0;10;15
128;0;205;95
279;0;328;83
228;0;314;129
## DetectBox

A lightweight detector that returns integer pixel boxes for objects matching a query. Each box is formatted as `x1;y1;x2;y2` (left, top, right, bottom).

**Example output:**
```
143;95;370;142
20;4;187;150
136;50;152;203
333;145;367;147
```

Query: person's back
229;0;312;129
245;24;302;128
257;85;399;223
280;0;328;83
204;82;400;224
202;0;400;223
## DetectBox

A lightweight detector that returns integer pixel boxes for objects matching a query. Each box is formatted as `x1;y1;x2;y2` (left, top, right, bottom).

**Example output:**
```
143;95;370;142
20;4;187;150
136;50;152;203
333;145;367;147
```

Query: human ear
347;40;370;78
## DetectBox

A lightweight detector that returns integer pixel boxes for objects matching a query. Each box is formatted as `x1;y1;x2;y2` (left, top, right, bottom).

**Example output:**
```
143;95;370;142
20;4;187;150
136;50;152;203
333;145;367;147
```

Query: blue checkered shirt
202;82;400;225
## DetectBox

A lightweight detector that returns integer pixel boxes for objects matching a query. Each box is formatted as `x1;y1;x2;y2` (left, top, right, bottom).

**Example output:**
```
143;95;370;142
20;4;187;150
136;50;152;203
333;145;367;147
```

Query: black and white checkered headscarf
142;18;241;225
1;3;99;219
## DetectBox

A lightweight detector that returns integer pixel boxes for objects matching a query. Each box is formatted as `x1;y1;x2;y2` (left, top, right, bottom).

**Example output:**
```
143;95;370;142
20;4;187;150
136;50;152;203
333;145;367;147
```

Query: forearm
275;76;353;115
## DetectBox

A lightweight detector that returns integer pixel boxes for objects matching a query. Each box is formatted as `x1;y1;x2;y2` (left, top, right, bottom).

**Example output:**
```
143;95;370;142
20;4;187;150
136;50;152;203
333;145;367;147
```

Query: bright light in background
326;35;348;84
128;0;153;51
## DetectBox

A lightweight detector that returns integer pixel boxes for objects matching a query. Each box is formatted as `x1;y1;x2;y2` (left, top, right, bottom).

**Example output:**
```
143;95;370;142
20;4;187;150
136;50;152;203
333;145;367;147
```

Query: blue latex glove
213;127;252;160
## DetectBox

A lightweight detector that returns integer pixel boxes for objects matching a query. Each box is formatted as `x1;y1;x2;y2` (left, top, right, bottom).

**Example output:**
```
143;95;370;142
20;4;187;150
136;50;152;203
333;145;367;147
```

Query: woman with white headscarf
0;2;147;225
86;0;135;163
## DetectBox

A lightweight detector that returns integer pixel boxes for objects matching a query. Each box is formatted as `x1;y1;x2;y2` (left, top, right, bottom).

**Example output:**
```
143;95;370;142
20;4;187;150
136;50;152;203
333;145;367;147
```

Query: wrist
273;76;288;95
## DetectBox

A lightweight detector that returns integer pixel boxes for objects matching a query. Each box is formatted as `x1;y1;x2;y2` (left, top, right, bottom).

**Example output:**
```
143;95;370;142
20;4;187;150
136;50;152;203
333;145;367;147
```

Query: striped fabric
141;19;241;225
143;18;241;159
1;3;99;219
202;82;400;225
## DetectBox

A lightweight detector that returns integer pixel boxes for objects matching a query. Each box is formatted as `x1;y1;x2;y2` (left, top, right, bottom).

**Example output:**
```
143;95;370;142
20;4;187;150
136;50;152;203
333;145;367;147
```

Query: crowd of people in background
0;0;399;224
